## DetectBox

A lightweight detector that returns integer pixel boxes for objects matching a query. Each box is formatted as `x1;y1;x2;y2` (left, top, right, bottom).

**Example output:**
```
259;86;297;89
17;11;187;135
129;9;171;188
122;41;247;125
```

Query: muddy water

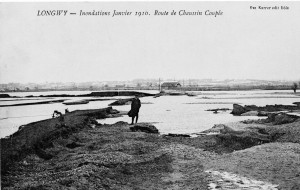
1;90;299;138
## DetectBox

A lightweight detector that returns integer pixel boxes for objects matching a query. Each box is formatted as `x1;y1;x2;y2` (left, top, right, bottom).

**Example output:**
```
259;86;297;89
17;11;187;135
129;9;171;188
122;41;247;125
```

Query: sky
0;2;300;83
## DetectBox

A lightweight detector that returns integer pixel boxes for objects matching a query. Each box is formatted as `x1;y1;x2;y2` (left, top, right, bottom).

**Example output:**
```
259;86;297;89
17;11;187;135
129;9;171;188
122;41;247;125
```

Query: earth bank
1;107;300;189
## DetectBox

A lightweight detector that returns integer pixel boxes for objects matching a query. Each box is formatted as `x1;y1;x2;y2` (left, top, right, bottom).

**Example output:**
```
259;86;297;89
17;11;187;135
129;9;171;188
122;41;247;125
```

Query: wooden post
159;78;161;92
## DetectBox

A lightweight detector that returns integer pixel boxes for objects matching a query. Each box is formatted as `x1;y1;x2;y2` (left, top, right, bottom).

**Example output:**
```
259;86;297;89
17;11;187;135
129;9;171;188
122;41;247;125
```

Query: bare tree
292;82;298;93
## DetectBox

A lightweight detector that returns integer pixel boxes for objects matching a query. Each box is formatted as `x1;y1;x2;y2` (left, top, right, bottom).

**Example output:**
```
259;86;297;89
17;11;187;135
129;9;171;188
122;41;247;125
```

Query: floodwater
0;90;299;138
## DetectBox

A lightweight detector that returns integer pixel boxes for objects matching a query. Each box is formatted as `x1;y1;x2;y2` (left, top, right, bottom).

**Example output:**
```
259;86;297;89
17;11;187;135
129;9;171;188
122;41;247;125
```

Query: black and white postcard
1;2;300;189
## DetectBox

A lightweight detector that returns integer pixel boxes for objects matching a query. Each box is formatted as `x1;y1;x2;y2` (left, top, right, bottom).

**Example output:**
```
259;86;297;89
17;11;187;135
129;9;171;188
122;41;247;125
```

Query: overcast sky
0;2;299;83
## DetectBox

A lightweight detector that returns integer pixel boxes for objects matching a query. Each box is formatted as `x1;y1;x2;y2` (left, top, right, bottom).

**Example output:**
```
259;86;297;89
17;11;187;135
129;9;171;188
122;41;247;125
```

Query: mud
1;107;300;189
231;103;300;116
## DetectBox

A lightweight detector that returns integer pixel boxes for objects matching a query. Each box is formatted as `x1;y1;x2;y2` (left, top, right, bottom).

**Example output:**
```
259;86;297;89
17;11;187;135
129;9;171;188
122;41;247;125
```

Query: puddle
206;170;278;190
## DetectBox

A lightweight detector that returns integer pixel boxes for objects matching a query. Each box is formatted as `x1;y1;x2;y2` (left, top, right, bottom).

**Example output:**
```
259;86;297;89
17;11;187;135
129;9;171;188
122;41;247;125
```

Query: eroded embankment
2;107;300;189
167;118;300;189
231;103;300;116
1;107;117;173
1;121;210;189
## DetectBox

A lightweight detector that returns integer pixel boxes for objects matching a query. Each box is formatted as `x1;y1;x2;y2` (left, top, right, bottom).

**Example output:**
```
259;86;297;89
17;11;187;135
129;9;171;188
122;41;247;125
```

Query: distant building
115;84;126;88
161;81;181;89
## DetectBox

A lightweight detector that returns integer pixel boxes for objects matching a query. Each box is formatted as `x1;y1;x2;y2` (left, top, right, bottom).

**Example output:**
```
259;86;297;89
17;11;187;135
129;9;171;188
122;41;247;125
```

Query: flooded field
1;90;299;138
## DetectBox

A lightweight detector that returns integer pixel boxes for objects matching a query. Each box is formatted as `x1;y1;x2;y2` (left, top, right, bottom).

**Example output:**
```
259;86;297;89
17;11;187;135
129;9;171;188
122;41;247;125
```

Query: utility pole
159;78;161;92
